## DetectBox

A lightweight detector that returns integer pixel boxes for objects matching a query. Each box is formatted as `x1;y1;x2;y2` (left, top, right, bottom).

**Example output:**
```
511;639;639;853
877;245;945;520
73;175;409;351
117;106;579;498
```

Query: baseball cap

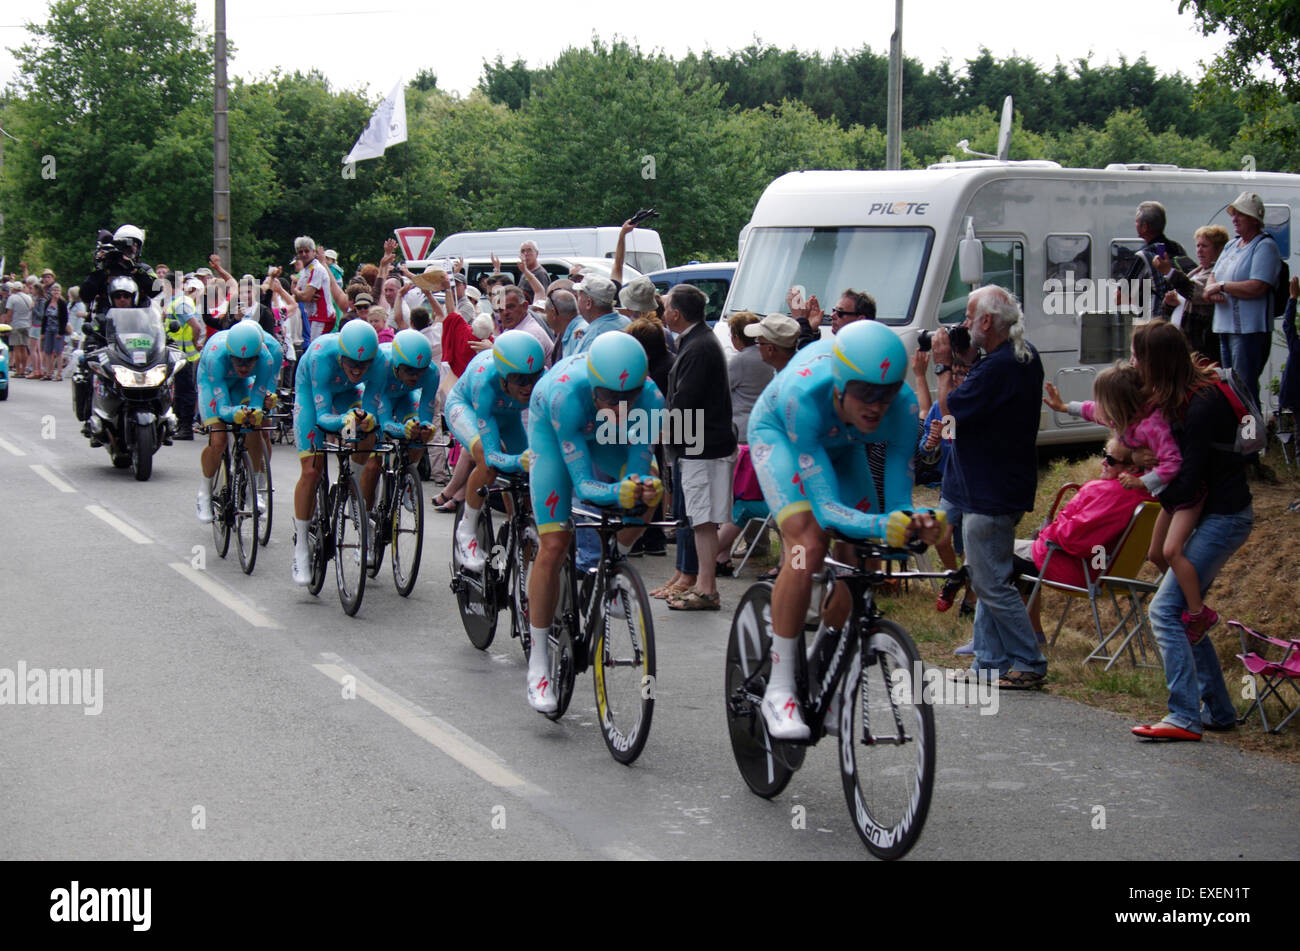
578;274;617;307
744;313;800;349
324;249;338;261
353;292;375;308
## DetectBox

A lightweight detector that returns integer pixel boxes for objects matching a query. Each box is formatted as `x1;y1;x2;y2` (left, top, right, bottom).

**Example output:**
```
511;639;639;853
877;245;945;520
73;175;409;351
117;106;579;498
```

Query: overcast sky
0;0;1230;102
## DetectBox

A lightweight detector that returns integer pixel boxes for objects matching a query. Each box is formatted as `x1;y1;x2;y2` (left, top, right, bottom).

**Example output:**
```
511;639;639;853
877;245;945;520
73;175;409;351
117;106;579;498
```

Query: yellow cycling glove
885;510;913;548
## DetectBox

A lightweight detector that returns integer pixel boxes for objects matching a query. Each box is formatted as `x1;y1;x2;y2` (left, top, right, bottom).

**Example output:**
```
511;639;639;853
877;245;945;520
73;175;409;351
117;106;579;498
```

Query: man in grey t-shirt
4;282;35;378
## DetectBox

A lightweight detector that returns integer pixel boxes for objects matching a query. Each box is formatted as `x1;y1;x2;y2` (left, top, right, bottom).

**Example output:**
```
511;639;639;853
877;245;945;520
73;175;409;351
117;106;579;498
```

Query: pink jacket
1075;400;1181;495
1032;477;1154;588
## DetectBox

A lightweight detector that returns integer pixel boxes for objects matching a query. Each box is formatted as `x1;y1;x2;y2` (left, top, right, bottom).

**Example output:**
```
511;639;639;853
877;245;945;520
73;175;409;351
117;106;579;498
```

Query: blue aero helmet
339;318;379;362
225;319;264;359
492;329;545;380
391;328;432;370
586;332;648;399
830;319;906;402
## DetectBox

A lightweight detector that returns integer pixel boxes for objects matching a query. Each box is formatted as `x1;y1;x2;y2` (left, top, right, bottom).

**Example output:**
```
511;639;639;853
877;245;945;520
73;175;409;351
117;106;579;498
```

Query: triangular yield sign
394;226;436;262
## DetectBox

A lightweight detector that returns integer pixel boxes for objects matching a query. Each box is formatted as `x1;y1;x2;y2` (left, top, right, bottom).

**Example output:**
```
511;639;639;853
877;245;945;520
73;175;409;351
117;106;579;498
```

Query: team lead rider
747;320;945;740
523;333;665;713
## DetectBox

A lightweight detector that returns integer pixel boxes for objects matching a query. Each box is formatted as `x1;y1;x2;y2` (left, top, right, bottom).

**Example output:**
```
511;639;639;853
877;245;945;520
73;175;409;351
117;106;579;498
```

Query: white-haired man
292;236;333;344
931;284;1047;689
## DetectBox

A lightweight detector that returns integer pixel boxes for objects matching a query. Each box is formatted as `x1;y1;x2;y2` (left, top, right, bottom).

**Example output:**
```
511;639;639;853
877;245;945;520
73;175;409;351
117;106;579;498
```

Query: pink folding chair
1230;621;1300;733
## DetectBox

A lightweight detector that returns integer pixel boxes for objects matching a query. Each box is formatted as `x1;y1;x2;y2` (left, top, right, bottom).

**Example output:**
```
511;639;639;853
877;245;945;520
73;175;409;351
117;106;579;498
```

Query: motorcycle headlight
143;365;169;386
112;365;147;387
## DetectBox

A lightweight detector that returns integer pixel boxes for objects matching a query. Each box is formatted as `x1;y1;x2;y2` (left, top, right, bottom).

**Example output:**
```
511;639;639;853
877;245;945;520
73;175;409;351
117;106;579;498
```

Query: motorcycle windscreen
106;308;167;366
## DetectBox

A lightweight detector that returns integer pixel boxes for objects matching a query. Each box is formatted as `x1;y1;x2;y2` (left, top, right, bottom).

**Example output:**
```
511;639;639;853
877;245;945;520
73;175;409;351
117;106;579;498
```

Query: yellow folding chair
1021;493;1163;670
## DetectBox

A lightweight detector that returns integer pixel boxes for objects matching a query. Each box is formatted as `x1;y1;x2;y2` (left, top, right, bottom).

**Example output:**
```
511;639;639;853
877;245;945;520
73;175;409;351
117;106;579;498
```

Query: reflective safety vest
166;296;201;362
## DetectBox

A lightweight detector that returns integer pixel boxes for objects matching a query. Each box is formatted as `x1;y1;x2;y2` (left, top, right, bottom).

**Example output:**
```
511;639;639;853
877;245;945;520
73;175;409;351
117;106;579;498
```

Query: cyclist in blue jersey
522;332;665;713
358;329;439;559
289;320;380;585
748;319;944;740
445;330;546;572
195;319;280;522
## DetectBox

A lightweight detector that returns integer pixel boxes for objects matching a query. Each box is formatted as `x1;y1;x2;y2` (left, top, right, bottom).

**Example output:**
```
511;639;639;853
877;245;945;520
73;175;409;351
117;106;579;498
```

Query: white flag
342;80;407;164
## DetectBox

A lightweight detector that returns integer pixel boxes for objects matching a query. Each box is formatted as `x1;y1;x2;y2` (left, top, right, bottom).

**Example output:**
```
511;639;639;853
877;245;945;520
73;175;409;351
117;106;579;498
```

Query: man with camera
78;225;158;319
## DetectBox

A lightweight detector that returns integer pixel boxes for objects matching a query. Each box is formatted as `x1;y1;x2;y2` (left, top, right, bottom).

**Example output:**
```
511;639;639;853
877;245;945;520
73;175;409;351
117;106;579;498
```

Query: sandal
650;581;688;600
667;588;721;611
431;492;457;513
997;670;1046;691
760;567;780;582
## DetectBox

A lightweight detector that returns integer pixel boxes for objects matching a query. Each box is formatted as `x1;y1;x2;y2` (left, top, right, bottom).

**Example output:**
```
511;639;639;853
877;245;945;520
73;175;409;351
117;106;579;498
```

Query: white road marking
314;658;534;791
0;435;27;456
30;464;76;493
167;562;282;629
85;504;152;544
314;653;659;860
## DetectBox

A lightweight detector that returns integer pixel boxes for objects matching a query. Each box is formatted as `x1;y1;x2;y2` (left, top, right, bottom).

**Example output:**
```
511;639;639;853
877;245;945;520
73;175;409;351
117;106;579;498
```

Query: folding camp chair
1230;621;1300;733
730;508;775;577
1021;486;1163;670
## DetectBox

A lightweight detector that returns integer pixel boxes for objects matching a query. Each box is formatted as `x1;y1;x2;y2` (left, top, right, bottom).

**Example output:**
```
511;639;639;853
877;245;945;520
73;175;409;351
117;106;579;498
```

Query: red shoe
1131;721;1201;741
935;567;968;613
1181;606;1220;645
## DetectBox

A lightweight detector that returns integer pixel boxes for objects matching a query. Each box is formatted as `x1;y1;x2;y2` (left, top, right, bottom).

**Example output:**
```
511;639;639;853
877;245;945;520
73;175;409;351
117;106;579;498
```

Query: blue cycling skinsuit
526;353;665;534
445;350;529;471
747;338;919;539
198;329;282;426
292;332;368;455
362;343;440;438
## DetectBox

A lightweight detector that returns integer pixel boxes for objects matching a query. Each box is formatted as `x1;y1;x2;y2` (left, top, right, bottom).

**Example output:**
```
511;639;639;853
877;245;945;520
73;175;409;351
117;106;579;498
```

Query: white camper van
724;162;1300;444
427;227;667;275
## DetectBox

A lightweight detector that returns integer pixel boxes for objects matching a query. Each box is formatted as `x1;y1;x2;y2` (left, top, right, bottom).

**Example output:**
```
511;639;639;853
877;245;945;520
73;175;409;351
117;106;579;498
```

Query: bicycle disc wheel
391;465;423;596
333;472;367;616
508;522;538;661
838;618;935;860
593;563;655;764
256;451;273;547
453;502;497;649
233;451;260;575
545;558;579;722
725;581;800;798
211;452;232;559
306;476;329;596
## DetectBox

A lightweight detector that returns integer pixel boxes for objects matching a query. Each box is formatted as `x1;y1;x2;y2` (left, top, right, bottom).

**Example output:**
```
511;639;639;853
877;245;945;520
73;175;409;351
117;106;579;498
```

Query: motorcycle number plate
132;351;147;365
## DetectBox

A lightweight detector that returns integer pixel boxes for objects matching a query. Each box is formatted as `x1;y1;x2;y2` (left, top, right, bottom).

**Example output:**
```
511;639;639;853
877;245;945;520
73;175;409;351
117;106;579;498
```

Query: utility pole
886;0;903;170
213;0;231;268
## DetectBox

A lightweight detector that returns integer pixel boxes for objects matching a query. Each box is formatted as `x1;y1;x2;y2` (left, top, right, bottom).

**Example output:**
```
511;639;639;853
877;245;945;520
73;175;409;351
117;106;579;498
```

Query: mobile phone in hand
1154;242;1167;258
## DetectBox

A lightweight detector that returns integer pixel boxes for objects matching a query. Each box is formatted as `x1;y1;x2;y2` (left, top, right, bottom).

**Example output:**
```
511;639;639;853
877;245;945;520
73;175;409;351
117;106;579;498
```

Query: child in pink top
1045;363;1210;630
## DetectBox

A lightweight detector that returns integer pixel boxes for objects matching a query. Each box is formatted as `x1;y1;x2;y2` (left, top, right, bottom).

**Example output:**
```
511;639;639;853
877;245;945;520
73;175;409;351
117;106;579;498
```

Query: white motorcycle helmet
112;224;145;258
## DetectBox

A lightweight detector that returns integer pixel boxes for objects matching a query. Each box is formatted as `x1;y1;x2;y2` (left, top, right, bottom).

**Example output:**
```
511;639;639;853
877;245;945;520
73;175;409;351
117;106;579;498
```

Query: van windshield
728;227;933;325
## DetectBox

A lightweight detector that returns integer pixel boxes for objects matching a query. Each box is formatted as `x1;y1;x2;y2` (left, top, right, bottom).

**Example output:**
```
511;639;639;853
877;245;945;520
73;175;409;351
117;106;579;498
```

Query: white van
724;162;1300;444
425;227;666;275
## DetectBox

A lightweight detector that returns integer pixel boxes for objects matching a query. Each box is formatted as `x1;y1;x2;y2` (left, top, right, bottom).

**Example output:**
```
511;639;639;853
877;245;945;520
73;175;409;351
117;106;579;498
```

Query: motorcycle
72;307;184;481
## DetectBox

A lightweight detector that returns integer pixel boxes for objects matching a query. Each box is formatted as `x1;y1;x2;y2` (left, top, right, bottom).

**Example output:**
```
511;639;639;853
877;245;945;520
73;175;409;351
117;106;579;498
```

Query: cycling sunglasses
842;379;903;405
395;363;423;382
340;355;373;373
505;370;544;389
231;355;258;370
593;385;643;405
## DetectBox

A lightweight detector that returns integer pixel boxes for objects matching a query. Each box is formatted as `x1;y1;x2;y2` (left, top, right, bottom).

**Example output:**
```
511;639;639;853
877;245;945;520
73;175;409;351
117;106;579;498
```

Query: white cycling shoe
823;687;841;738
761;686;811;741
196;487;213;523
527;672;558;713
456;529;485;572
292;553;312;586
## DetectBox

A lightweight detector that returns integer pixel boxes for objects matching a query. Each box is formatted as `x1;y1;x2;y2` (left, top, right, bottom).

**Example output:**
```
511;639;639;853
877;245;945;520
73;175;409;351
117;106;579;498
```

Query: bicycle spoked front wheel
333;472;368;616
306;477;329;596
391;465;423;597
256;450;272;548
233;451;259;575
724;582;802;798
545;558;579;722
593;564;655;764
508;522;537;661
838;618;935;860
211;453;232;559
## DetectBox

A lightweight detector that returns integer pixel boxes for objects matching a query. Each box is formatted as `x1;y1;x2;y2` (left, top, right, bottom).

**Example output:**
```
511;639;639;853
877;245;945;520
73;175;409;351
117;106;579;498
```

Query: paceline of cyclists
190;268;948;730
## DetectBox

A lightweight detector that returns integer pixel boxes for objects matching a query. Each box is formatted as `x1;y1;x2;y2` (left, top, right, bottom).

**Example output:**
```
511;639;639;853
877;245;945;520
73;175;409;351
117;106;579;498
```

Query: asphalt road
1;376;1297;861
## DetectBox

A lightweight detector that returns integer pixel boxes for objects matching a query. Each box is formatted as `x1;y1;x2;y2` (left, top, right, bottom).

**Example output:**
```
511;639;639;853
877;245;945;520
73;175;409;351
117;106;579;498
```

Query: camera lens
917;329;931;352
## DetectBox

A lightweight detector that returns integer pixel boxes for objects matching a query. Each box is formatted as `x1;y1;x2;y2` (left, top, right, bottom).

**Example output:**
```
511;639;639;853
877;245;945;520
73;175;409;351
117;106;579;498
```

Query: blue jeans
1218;331;1270;411
1147;506;1253;732
963;512;1046;675
673;466;698;574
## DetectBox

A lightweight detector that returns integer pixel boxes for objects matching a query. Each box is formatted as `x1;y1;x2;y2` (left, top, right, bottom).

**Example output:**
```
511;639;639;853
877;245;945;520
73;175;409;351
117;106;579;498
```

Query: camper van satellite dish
996;96;1013;162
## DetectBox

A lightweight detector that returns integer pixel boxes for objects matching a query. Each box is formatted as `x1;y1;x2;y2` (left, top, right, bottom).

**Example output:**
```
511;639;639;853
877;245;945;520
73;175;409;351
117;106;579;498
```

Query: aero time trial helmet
391;329;432;370
226;319;264;359
339;319;379;362
830;319;907;404
586;332;648;403
492;329;545;385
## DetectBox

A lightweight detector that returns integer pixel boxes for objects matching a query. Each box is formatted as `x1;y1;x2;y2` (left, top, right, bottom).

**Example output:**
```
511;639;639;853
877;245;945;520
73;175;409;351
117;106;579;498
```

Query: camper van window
729;226;933;326
1046;235;1091;282
937;239;1024;325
